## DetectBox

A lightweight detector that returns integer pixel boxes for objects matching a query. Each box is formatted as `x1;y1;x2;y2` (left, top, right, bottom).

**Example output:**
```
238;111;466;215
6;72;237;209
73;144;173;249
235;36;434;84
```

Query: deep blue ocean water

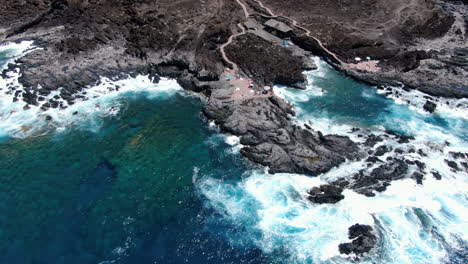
0;43;467;264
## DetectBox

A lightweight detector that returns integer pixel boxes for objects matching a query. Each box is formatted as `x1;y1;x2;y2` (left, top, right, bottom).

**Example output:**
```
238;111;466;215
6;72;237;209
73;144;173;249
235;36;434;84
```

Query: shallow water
0;42;467;264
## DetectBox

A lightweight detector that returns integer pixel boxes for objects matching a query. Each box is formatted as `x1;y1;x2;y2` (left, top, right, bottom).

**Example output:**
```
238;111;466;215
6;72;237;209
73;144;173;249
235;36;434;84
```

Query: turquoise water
1;43;467;264
0;92;264;263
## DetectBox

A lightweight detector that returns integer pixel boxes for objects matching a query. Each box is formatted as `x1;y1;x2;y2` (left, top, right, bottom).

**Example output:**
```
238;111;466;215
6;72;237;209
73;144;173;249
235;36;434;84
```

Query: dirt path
252;0;381;72
218;0;250;71
220;0;380;79
252;0;345;65
236;0;250;19
222;0;344;70
219;23;246;72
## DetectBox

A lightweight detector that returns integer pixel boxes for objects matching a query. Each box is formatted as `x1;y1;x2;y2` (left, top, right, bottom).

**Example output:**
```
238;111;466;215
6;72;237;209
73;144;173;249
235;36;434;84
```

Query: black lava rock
364;135;383;147
431;170;442;180
374;145;392;156
366;156;383;164
423;101;437;113
339;224;377;257
412;172;424;184
307;184;345;204
398;135;415;144
445;160;459;171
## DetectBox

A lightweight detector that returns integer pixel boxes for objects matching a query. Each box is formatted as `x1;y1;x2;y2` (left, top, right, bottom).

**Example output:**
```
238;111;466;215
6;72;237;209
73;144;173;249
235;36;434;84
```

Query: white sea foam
0;41;36;62
274;57;327;103
0;42;183;138
204;133;243;155
379;85;468;121
199;57;468;264
199;164;467;264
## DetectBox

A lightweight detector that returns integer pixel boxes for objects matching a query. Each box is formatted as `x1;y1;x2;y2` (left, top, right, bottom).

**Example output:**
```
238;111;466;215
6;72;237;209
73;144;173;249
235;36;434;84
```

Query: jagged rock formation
0;0;466;181
339;224;377;257
307;184;345;204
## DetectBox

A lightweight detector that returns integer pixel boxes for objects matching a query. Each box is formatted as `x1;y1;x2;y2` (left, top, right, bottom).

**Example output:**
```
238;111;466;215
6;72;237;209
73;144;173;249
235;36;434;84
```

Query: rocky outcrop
0;0;242;107
0;0;465;191
225;33;307;89
423;100;437;113
259;0;468;98
307;184;345;204
202;80;359;175
339;224;377;257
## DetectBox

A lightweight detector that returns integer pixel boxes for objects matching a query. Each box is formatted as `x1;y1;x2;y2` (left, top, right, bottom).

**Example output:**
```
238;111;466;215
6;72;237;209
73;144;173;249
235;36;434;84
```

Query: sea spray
0;42;183;138
199;168;467;264
199;57;468;264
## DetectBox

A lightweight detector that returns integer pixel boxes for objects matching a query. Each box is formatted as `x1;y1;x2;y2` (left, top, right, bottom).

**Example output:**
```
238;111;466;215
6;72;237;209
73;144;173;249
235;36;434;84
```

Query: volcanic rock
423;100;437;113
339;224;377;257
307;184;345;204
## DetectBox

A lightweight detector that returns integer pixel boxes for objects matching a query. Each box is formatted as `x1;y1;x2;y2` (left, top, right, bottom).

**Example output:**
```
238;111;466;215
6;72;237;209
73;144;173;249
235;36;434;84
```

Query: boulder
339;224;377;257
423;100;437;113
307;184;344;204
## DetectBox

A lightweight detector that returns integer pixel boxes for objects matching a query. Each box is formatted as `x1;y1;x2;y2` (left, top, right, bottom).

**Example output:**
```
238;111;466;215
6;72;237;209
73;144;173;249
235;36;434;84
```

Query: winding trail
219;0;250;71
219;23;246;72
221;0;345;68
237;0;250;19
251;0;345;65
220;0;379;72
252;0;381;72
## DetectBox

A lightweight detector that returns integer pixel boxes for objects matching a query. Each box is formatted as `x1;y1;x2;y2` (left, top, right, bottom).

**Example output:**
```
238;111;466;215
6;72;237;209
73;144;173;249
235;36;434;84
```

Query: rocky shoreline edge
1;0;467;259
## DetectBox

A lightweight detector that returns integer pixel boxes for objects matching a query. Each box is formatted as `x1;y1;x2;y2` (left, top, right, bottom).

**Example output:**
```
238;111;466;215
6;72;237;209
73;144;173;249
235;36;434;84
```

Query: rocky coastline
1;0;467;258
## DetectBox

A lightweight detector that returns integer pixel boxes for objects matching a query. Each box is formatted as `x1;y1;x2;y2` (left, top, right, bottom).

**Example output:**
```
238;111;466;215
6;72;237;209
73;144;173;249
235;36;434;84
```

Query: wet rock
374;145;391;156
423;100;437;113
431;170;442;180
414;160;426;172
366;156;383;164
205;90;359;176
339;159;409;196
339;224;377;257
445;160;459;171
364;135;383;147
301;59;318;71
395;148;404;154
398;135;415;144
449;152;467;159
412;172;424;184
461;162;468;171
307;184;344;204
418;149;427;157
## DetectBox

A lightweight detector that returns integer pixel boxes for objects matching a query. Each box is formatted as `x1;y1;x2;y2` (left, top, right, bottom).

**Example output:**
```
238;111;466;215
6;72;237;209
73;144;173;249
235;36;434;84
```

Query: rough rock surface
0;0;466;185
339;224;377;257
225;33;307;89
307;184;345;204
202;80;359;175
252;0;468;98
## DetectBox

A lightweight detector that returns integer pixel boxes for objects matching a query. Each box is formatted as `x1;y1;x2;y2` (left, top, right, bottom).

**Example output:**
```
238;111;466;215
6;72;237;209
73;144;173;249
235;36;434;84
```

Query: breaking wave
0;41;183;138
198;57;468;263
